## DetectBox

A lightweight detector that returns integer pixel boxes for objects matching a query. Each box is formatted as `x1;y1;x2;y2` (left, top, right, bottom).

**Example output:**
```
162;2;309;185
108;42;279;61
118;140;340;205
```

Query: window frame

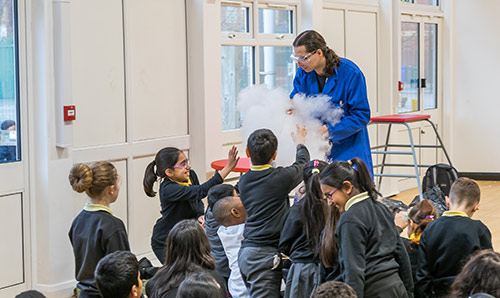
220;0;297;134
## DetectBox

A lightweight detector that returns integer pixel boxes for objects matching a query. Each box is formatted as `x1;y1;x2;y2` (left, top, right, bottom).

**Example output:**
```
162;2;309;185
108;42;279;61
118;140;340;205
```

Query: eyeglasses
173;159;190;169
324;188;338;199
290;50;317;64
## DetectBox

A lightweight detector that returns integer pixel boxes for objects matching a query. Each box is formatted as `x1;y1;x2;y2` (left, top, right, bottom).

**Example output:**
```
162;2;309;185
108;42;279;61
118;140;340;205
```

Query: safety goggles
290;49;317;64
173;159;190;169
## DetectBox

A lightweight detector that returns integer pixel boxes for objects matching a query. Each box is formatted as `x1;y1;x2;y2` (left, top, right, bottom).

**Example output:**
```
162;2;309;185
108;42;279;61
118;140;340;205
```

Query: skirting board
459;172;500;181
35;279;76;298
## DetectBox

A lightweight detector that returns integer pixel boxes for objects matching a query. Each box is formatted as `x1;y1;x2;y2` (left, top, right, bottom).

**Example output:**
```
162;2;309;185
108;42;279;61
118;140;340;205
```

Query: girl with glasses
290;30;374;178
143;146;239;264
319;158;413;298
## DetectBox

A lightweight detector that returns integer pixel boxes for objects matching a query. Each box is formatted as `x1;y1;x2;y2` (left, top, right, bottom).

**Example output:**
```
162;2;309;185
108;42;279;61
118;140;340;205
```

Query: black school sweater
151;170;223;250
335;195;413;298
415;214;492;298
279;198;318;263
69;209;130;297
239;144;310;248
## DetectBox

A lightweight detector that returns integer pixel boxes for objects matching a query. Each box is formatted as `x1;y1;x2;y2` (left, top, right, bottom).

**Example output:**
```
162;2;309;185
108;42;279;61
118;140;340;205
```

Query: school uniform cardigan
69;205;130;298
151;170;223;250
415;211;492;298
279;198;318;263
335;193;413;298
239;144;310;248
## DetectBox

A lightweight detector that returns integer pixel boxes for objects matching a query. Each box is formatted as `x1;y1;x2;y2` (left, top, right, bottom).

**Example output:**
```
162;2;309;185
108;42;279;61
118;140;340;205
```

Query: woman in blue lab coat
290;30;373;177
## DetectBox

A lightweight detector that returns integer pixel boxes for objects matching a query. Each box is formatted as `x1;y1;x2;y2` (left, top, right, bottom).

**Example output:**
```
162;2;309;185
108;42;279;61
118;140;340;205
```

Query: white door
0;0;30;296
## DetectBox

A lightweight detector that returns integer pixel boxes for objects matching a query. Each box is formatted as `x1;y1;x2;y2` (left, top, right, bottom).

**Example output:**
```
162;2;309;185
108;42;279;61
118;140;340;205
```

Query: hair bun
69;163;93;193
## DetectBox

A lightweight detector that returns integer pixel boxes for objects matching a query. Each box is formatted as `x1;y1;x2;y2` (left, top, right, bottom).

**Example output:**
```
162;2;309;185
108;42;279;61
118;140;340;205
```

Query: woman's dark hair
293;30;341;77
301;159;328;257
408;199;438;241
176;271;223;298
321;203;341;267
148;219;215;298
143;147;182;197
449;250;500;298
320;158;380;201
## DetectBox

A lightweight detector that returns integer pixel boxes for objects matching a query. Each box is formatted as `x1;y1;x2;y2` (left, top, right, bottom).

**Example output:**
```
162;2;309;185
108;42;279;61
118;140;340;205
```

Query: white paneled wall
70;0;126;147
124;0;188;141
0;194;24;289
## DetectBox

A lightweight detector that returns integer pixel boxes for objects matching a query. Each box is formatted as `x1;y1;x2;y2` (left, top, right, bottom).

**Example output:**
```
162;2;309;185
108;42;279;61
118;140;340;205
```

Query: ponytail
302;174;327;257
143;147;182;197
301;160;329;257
350;158;381;201
322;47;340;77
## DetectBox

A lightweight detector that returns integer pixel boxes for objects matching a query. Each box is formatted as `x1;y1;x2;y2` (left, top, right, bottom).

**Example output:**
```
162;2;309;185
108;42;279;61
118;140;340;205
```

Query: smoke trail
238;85;343;166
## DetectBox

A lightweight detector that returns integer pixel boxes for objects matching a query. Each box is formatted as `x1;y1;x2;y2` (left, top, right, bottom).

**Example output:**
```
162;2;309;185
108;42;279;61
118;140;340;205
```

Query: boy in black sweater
415;177;492;298
238;127;310;298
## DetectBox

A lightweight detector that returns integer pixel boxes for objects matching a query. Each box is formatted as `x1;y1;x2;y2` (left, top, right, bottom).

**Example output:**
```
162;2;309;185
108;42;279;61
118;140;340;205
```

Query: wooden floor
391;180;500;250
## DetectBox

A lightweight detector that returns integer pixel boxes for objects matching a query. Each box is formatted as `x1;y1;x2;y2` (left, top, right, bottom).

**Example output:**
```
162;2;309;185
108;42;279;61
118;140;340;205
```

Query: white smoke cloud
238;85;343;166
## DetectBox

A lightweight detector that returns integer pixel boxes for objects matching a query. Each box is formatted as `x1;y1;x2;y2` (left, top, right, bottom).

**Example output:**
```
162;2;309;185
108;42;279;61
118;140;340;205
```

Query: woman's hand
219;146;240;179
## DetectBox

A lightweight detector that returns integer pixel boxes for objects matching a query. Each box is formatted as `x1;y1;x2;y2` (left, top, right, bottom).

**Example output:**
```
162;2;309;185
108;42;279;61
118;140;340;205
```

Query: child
319;158;413;298
237;126;310;297
415;177;492;298
449;249;500;298
145;219;228;298
279;159;328;298
143;146;239;263
69;162;130;298
395;200;438;283
15;291;46;298
310;281;357;298
176;271;224;298
94;251;142;298
212;196;249;298
205;184;237;288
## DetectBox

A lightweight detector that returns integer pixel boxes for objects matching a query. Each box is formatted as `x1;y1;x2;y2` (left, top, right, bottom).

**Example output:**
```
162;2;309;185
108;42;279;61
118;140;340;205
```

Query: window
0;0;20;163
221;2;296;131
401;0;439;5
399;20;438;113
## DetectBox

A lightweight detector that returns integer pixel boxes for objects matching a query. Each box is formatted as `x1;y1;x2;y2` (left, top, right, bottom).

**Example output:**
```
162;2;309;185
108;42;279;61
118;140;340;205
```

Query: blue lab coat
290;57;373;177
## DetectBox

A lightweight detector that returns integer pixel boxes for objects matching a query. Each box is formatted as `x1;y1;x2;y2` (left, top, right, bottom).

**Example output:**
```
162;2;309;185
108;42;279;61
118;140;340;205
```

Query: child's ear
272;150;278;161
246;147;250;157
445;196;450;207
165;168;174;178
231;208;240;218
342;181;353;194
472;202;480;213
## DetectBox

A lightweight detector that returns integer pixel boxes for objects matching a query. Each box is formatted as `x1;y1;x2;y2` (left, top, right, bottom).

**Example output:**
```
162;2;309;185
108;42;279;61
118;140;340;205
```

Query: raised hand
219;146;240;179
291;124;307;145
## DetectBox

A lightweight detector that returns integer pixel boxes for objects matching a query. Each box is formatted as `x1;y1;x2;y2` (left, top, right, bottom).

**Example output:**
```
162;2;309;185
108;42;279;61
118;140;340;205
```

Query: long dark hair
293;30;341;77
148;220;215;298
301;160;328;257
143;147;182;197
449;250;500;298
320;158;380;201
321;203;341;268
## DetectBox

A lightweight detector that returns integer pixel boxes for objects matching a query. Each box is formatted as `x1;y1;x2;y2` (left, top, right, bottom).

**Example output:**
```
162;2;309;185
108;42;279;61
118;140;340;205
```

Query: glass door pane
424;23;437;110
0;0;20;163
221;46;253;130
400;22;419;113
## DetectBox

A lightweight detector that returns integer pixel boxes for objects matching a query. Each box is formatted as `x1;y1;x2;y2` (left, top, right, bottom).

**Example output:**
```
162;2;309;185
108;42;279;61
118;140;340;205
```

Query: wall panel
321;9;345;56
124;0;189;141
71;0;126;147
0;193;23;289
